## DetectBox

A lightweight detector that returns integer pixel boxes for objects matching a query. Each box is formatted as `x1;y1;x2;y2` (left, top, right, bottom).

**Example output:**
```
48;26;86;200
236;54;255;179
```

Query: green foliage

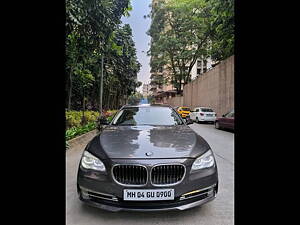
65;109;119;143
66;110;100;129
207;0;234;61
66;122;97;141
106;110;118;122
127;92;143;105
66;0;141;111
148;0;234;93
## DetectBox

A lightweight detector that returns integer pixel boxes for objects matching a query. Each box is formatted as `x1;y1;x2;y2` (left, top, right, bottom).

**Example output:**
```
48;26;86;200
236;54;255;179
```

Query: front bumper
78;184;217;212
77;158;218;212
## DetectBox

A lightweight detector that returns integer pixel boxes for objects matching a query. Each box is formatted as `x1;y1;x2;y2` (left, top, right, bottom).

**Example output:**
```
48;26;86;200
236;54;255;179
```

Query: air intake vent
112;165;147;185
151;164;185;185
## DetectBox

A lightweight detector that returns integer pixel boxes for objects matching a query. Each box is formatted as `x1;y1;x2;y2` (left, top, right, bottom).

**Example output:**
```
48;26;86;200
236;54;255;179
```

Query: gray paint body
77;105;218;211
97;125;210;159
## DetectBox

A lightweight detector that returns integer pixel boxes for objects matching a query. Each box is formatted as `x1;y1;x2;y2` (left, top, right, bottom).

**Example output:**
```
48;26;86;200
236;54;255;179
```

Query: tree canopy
148;0;234;94
66;0;141;111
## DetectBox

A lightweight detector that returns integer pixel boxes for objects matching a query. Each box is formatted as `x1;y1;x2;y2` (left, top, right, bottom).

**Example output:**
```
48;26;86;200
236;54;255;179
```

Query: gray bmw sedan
77;104;218;212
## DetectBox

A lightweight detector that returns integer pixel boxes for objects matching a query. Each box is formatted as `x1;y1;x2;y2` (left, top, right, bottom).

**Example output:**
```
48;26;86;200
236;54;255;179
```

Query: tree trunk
68;70;73;110
81;88;87;125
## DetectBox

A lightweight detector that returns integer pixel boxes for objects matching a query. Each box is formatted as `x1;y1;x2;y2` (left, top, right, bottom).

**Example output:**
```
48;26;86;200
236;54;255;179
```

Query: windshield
112;107;184;126
181;107;191;111
201;108;214;112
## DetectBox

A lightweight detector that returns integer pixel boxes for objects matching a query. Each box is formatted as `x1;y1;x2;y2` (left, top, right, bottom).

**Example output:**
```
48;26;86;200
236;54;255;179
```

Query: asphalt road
66;123;234;225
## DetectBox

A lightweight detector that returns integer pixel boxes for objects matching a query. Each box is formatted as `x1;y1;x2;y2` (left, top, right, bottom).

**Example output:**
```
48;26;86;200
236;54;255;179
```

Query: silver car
77;104;218;212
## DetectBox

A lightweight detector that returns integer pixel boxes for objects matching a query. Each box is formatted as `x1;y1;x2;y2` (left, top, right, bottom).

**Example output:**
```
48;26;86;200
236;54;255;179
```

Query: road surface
66;123;234;225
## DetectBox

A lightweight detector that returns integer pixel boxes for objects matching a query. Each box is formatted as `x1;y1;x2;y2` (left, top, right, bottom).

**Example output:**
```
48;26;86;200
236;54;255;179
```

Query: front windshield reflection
112;107;183;126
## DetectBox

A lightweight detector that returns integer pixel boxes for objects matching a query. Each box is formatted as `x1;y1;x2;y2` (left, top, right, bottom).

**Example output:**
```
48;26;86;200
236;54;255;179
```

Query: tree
148;0;234;94
101;24;141;109
66;0;141;112
74;67;95;124
127;92;143;105
207;0;234;61
148;0;213;94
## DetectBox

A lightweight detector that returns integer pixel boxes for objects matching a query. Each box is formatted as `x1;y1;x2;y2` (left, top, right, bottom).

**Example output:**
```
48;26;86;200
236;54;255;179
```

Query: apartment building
142;83;152;97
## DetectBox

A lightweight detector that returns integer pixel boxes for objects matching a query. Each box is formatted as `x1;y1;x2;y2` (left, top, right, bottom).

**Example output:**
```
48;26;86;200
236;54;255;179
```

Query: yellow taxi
177;107;191;118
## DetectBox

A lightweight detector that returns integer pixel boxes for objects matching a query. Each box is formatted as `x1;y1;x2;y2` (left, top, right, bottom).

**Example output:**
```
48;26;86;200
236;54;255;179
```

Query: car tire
196;117;199;123
215;121;220;129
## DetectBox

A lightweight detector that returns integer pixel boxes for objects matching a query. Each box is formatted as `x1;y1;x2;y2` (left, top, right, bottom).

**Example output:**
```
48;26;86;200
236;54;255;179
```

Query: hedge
66;122;96;141
65;110;118;147
66;110;100;129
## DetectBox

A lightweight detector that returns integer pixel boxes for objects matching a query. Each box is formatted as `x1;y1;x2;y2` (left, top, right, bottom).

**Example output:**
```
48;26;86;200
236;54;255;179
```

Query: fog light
81;190;90;200
180;189;202;200
207;189;214;196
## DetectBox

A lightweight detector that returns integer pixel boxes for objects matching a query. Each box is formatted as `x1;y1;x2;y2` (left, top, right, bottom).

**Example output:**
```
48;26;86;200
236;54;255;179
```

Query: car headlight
81;151;106;171
191;149;215;171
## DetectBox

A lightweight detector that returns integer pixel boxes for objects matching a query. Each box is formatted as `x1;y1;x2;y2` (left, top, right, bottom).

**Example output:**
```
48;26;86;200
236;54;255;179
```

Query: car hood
89;125;210;159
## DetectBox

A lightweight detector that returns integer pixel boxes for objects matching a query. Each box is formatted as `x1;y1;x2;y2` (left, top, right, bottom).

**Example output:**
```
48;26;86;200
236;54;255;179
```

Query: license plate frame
123;189;175;201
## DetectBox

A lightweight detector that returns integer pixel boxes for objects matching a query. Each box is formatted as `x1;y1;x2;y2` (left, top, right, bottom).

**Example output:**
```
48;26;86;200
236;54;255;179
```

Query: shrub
66;122;96;141
65;109;118;143
66;110;100;129
105;110;118;122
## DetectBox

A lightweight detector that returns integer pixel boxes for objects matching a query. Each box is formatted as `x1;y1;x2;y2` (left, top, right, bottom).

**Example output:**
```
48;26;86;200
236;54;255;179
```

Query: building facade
142;83;151;97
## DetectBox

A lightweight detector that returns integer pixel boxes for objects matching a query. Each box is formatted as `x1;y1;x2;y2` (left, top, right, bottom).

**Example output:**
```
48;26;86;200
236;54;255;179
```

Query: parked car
77;104;218;212
190;107;217;123
215;110;234;131
177;106;191;119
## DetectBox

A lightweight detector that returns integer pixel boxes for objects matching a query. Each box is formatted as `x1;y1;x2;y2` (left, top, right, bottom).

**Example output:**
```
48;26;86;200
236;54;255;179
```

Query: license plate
123;189;174;201
206;114;212;117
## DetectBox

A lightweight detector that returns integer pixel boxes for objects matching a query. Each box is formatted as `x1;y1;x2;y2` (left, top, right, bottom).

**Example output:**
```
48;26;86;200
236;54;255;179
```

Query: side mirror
222;114;225;117
97;116;109;125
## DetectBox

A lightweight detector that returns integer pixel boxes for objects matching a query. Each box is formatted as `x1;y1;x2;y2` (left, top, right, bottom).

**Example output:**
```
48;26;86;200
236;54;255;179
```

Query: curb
66;129;98;150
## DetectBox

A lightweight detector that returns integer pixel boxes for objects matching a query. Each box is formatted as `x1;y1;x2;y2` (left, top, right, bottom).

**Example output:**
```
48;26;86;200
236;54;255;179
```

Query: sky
121;0;152;92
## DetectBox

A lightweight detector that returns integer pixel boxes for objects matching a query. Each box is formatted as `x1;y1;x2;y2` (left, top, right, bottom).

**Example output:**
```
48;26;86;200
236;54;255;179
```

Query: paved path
66;123;234;225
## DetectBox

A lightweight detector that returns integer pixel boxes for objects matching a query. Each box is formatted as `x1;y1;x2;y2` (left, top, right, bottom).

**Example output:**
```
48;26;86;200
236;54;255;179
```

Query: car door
222;111;234;129
194;108;200;120
190;108;195;120
228;112;234;130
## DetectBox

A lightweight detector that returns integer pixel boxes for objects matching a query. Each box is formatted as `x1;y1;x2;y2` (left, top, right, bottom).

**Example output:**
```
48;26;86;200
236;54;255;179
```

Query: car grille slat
113;165;147;185
113;164;185;186
151;165;185;185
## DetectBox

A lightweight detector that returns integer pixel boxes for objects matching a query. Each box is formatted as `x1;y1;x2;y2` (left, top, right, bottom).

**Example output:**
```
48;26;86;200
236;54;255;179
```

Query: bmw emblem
146;151;153;157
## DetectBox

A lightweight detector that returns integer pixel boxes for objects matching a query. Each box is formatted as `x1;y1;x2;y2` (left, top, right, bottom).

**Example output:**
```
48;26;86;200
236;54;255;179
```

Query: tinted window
181;107;191;111
201;108;213;112
195;109;199;112
112;107;184;126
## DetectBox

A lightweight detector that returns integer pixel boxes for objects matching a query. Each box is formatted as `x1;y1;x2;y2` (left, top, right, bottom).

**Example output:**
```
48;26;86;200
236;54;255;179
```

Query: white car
190;107;217;123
